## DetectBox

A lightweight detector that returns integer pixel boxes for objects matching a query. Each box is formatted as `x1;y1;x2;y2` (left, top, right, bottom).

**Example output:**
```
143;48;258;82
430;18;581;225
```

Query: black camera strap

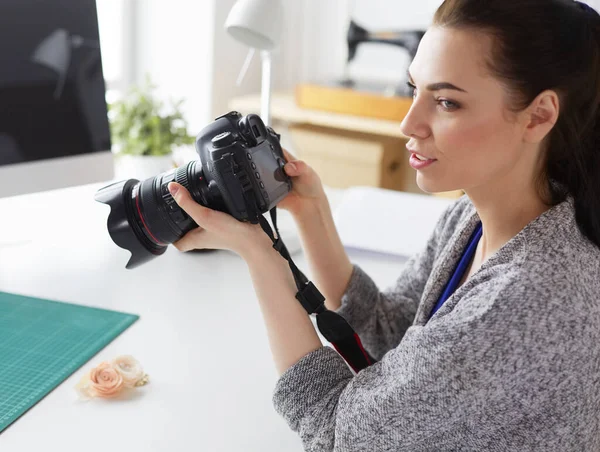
251;201;376;373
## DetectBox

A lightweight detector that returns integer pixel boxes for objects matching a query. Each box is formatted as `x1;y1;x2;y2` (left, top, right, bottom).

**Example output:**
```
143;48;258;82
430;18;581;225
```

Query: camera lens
95;160;217;269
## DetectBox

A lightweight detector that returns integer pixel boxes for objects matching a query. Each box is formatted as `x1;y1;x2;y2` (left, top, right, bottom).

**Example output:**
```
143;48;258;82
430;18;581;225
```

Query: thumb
168;182;212;228
284;160;307;177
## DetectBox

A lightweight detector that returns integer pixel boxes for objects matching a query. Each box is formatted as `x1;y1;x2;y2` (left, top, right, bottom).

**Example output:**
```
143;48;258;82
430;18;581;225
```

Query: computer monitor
0;0;114;198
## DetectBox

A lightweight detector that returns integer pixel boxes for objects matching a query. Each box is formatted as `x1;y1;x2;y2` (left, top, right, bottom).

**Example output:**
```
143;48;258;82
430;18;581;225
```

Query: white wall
133;0;277;130
133;0;216;133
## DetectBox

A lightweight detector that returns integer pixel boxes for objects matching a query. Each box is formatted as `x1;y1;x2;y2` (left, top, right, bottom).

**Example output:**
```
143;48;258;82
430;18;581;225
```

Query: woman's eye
438;99;459;111
406;82;460;111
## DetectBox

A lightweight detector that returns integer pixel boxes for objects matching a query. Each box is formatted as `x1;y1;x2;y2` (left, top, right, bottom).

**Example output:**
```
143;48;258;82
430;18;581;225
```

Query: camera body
191;110;290;222
95;111;292;269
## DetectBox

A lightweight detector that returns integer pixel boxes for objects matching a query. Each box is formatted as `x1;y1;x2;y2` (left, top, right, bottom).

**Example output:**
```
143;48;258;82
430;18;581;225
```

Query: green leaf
109;76;194;156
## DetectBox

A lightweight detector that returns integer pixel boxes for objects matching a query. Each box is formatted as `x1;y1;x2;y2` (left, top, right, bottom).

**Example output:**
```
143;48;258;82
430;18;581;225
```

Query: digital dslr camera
95;111;292;269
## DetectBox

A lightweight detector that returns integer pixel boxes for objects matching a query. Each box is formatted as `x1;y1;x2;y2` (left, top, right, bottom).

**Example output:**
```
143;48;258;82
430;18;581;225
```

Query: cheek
440;116;497;157
437;115;517;170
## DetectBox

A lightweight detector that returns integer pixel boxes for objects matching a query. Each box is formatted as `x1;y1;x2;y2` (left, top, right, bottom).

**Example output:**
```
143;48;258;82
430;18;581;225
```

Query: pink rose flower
87;361;125;398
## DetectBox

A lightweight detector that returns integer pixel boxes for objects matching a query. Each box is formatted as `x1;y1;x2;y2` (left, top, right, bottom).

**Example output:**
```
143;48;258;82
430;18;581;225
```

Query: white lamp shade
225;0;283;50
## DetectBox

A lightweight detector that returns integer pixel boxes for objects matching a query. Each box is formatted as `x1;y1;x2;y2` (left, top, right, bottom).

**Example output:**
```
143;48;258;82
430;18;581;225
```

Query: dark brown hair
433;0;600;249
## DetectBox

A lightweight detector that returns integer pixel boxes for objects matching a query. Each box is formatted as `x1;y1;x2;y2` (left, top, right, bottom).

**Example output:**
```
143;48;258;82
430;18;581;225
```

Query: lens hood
94;179;167;269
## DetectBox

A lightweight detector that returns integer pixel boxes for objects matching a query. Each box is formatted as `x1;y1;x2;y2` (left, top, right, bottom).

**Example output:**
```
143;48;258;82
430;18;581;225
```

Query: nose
400;97;431;140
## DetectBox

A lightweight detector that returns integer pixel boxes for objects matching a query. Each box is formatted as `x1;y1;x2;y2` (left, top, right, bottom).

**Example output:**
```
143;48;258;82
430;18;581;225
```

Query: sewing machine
341;20;425;96
295;20;425;120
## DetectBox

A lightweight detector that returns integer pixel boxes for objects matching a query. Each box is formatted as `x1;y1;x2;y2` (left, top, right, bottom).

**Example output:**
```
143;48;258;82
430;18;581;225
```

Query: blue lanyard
429;221;483;320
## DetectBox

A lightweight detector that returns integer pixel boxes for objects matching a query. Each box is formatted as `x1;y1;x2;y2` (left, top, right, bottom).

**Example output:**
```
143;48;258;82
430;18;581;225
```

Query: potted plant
109;77;195;180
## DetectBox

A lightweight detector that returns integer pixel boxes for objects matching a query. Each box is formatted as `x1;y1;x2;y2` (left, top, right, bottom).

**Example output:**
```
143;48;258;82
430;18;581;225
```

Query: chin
415;173;457;194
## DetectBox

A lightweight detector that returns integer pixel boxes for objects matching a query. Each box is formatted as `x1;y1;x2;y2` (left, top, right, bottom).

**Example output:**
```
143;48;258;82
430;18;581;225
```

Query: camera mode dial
211;131;235;148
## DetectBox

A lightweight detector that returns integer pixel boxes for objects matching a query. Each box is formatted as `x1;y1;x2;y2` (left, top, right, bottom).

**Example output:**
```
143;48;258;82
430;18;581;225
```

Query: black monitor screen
0;0;111;166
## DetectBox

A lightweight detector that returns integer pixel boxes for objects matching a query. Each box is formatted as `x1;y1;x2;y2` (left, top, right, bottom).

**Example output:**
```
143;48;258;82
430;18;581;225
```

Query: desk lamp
225;0;283;126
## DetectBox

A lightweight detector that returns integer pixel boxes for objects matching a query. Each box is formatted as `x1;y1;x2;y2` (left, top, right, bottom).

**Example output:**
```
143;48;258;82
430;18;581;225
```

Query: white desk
0;182;408;451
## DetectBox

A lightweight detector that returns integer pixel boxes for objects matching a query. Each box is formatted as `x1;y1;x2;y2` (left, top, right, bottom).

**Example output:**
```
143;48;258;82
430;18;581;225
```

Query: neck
469;191;550;261
464;161;551;261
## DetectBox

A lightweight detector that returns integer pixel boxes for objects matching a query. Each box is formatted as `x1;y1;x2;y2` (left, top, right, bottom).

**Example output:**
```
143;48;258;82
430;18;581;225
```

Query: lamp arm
236;48;256;87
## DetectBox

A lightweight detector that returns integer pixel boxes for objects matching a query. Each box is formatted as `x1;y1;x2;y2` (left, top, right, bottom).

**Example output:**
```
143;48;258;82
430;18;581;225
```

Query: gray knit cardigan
273;194;600;451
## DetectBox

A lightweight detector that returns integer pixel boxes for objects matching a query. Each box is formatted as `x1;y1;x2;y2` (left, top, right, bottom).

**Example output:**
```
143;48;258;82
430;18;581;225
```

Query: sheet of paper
332;186;457;258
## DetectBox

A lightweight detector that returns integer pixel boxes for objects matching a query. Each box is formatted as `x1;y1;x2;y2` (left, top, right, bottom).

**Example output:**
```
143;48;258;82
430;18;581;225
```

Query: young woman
167;0;600;449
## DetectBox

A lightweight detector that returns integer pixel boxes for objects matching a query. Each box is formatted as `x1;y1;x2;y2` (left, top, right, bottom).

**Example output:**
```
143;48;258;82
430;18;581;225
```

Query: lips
407;148;436;161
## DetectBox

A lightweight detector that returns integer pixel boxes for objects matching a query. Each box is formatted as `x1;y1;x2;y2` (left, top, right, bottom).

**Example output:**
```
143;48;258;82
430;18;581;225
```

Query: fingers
281;148;312;178
173;228;205;252
168;182;212;228
283;161;297;176
284;159;309;177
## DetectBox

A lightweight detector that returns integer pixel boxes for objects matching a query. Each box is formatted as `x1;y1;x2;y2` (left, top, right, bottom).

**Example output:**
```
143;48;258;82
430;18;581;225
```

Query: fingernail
168;183;179;196
286;162;297;173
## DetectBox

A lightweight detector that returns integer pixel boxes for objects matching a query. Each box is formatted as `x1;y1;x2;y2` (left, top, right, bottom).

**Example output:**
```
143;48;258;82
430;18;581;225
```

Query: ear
522;90;560;144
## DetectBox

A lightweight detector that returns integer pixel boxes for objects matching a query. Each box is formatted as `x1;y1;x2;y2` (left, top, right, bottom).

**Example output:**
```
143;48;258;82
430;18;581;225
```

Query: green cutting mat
0;291;139;433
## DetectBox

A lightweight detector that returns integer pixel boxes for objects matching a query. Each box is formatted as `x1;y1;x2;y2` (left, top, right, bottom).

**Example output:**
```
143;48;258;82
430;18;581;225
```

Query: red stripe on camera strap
254;205;376;373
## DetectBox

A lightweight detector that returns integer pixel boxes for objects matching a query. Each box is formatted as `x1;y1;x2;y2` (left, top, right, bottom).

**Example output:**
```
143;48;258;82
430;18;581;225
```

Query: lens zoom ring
176;165;191;189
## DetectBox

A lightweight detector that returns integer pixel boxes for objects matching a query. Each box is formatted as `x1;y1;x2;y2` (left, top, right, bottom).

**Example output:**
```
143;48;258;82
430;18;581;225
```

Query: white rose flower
112;355;145;388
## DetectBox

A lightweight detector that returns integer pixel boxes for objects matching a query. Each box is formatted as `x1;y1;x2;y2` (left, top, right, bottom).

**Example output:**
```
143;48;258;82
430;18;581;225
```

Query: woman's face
400;26;530;195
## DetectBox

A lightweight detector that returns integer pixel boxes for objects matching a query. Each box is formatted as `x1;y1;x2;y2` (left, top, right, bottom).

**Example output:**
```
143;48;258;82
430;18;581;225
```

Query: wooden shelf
296;83;414;122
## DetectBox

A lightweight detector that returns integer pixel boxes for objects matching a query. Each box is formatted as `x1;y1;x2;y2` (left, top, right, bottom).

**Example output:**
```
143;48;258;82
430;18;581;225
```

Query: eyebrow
407;70;468;93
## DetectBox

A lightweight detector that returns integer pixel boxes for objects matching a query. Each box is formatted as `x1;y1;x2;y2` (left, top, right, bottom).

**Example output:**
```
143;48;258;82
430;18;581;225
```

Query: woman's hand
278;148;327;218
167;182;271;258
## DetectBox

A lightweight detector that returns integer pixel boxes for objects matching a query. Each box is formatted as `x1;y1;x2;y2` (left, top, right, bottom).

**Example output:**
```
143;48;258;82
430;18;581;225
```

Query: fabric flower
87;361;125;398
112;355;145;388
74;371;95;401
74;356;149;400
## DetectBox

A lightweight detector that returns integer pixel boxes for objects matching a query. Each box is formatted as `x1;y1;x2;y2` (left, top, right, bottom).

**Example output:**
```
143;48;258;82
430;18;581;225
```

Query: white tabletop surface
0;181;409;451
